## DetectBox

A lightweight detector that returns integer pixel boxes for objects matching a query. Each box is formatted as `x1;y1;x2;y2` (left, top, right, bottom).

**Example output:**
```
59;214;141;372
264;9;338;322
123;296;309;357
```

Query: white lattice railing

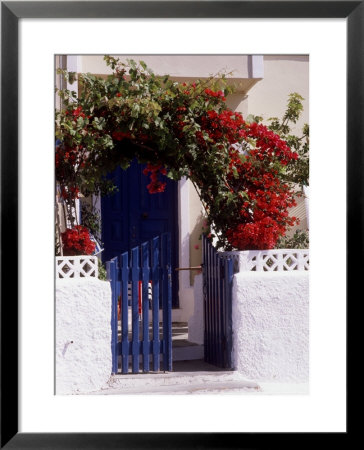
220;249;309;273
56;256;99;279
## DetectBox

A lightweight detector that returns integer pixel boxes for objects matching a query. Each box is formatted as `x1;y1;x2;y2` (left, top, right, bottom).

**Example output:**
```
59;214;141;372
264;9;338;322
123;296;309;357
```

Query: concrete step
107;369;259;393
97;378;261;395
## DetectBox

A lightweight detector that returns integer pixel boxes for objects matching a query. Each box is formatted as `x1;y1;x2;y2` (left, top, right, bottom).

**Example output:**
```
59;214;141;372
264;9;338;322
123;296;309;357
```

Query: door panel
101;159;179;306
102;166;129;261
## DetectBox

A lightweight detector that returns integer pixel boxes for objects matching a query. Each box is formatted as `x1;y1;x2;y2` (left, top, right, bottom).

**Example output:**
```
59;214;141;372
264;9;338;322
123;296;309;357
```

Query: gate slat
106;258;118;374
131;247;140;373
151;236;160;371
120;252;129;374
161;233;172;371
219;256;226;367
141;242;150;372
224;257;233;368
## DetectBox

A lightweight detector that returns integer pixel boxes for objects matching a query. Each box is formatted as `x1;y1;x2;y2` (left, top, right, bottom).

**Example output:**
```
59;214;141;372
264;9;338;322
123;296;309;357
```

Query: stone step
107;370;258;391
97;378;260;395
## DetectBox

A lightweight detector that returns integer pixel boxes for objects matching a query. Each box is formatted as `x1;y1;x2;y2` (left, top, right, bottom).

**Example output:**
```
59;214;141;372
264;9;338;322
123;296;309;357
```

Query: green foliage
266;93;309;187
80;202;101;239
276;229;309;249
247;93;309;187
98;259;107;281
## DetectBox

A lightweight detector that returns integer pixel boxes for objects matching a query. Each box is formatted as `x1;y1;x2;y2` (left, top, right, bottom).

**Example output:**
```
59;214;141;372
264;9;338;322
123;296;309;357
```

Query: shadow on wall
189;212;208;285
226;93;248;112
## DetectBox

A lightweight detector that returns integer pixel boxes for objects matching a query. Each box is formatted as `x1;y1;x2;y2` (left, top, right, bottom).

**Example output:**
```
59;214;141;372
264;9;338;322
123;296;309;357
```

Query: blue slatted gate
106;232;172;374
202;235;234;369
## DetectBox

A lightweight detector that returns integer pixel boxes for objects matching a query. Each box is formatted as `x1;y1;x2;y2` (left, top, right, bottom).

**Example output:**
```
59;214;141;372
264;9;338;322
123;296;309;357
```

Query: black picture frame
1;1;357;448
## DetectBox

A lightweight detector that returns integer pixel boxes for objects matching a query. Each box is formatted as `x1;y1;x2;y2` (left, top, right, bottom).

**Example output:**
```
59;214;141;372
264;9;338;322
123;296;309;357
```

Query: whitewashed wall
56;278;112;394
232;271;309;382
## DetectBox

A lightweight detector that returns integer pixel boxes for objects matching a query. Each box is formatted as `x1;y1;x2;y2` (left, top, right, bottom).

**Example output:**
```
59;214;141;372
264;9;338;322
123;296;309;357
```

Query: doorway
101;159;179;307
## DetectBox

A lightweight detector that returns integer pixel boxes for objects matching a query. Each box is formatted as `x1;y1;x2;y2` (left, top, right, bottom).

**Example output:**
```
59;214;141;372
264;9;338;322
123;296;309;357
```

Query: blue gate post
151;236;161;371
161;233;172;371
215;251;222;367
106;257;119;374
224;256;233;368
131;247;140;373
141;242;150;372
120;251;129;374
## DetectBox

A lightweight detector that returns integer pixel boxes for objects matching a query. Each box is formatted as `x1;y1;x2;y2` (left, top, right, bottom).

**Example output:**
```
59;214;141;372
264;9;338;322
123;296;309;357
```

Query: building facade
56;54;309;324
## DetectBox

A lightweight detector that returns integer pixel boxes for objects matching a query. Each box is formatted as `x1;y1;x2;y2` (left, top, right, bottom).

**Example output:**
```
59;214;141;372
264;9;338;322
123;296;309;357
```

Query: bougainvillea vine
56;56;301;252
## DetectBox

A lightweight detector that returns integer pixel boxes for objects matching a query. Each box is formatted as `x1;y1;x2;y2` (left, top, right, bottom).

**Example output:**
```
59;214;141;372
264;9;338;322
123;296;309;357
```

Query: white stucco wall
80;55;251;79
56;278;112;394
247;55;309;135
232;271;309;382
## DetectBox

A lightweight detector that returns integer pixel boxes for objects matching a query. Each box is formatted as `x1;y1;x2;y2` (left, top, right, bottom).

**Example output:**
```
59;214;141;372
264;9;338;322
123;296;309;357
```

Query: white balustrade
56;256;99;278
220;249;309;273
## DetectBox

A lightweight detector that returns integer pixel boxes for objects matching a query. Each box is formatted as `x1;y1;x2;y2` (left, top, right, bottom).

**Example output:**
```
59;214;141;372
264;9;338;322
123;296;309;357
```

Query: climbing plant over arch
56;56;300;252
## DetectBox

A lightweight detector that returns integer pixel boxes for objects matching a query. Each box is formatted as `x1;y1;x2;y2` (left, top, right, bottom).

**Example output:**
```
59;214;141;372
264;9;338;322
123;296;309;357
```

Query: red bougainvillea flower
71;106;86;119
61;225;96;256
226;218;283;250
143;163;168;194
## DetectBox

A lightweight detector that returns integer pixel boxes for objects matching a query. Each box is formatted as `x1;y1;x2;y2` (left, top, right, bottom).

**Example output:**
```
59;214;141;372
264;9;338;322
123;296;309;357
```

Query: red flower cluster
246;122;298;166
226;218;285;250
65;106;86;119
204;88;226;101
142;163;167;194
200;110;246;146
225;146;299;250
61;225;96;256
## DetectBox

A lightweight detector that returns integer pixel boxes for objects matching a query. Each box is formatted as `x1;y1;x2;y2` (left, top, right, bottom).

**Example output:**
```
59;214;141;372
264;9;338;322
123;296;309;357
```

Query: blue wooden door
101;159;179;306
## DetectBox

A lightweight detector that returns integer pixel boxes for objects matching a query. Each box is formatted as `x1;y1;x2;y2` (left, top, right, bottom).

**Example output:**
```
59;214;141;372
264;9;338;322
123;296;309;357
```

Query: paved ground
88;380;308;395
81;359;308;395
